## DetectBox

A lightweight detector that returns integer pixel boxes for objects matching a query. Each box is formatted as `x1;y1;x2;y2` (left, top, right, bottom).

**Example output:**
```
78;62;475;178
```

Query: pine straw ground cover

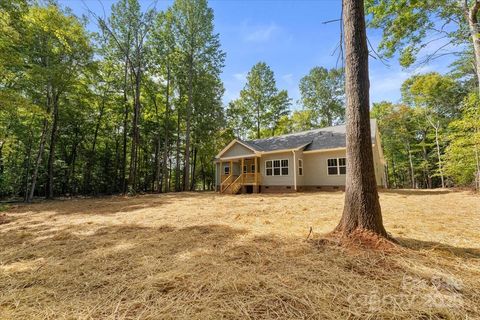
0;190;479;319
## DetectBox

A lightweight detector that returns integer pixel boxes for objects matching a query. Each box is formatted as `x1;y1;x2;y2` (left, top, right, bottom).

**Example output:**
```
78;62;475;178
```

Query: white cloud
233;72;247;82
243;21;280;43
281;73;294;85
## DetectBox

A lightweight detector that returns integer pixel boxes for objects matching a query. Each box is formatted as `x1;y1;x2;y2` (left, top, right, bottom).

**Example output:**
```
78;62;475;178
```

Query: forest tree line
1;0;479;201
1;0;229;199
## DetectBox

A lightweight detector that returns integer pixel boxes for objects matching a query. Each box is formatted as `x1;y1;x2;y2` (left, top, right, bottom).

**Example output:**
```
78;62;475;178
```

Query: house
214;119;386;194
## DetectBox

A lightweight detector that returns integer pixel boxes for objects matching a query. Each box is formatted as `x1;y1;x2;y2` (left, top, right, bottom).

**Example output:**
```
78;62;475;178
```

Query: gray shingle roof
241;119;377;152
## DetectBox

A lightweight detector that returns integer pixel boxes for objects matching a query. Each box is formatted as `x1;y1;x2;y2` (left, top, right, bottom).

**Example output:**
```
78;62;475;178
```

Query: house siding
222;142;255;158
373;129;386;187
260;152;295;186
303;150;348;186
294;150;304;188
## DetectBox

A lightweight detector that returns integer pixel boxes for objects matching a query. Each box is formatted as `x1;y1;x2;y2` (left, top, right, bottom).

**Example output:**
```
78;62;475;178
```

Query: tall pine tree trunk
46;93;59;199
128;70;141;192
466;2;480;190
433;124;445;188
390;158;397;188
334;0;388;238
84;93;106;194
175;103;181;192
190;146;197;191
28;118;48;202
113;127;120;193
22;137;33;201
184;55;193;191
122;57;129;194
406;142;415;188
467;1;480;96
162;64;171;193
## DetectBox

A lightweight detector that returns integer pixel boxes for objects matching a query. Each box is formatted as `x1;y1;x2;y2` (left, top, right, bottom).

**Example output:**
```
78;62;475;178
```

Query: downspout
292;150;297;191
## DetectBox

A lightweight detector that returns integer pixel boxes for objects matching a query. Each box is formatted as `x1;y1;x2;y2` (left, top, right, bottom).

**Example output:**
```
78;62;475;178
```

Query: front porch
218;157;261;194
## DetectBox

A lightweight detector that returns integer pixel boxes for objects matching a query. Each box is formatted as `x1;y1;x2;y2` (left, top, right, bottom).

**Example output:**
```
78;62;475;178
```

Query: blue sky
62;0;453;109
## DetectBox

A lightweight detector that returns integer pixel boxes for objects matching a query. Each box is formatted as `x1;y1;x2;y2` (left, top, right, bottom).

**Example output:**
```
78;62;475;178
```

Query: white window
298;159;303;176
327;157;346;175
224;164;230;175
339;157;346;175
265;159;289;176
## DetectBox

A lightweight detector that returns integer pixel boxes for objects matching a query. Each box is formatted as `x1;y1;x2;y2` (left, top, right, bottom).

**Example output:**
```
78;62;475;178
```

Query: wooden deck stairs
220;173;260;194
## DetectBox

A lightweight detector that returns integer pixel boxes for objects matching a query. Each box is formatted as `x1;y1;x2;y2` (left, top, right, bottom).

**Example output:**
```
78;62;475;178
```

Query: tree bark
22;136;33;201
390;157;397;188
84;91;107;194
162;64;171;193
0;141;4;176
113;126;120;193
184;55;193;191
334;0;387;238
431;121;445;188
467;1;480;95
190;146;197;191
406;142;415;188
122;57;129;194
46;93;59;199
175;102;181;192
467;1;480;190
28;117;49;202
154;136;161;192
420;132;431;188
128;70;141;193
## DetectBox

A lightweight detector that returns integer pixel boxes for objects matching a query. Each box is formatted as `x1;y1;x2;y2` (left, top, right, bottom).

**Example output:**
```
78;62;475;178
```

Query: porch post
293;150;297;191
230;160;233;177
241;158;245;183
219;160;223;192
255;157;258;185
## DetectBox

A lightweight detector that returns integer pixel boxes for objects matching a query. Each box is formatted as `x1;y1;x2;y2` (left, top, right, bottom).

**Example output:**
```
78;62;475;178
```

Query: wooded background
1;0;479;200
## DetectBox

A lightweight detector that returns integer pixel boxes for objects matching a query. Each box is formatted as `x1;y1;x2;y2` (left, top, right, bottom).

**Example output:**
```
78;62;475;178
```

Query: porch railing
242;173;260;184
220;174;236;193
220;172;261;194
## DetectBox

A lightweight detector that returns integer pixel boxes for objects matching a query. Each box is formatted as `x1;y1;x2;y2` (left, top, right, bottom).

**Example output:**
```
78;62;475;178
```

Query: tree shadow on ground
397;237;480;259
3;193;209;216
382;189;457;196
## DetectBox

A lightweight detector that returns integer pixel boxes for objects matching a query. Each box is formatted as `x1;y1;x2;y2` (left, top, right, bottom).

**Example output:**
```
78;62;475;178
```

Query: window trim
265;159;289;176
327;157;346;176
298;159;303;176
224;164;230;175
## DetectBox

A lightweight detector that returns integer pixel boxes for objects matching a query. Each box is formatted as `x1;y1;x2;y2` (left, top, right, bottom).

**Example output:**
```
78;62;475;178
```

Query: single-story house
214;119;386;194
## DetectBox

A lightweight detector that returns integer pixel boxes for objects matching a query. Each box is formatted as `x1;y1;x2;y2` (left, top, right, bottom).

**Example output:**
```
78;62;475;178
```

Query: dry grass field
1;190;479;319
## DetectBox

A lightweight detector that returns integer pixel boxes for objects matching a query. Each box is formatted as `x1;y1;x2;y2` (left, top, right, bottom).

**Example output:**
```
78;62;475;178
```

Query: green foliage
0;0;227;198
299;67;345;127
365;0;467;68
373;70;479;189
231;62;291;139
444;93;480;186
